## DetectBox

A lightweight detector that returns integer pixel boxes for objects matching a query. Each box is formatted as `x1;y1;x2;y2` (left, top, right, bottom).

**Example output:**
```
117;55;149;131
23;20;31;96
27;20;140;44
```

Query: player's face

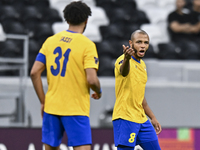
129;33;149;59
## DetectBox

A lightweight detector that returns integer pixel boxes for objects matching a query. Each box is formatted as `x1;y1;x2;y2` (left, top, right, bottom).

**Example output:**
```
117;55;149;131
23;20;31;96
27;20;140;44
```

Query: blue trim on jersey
36;53;46;64
67;30;78;33
131;56;140;63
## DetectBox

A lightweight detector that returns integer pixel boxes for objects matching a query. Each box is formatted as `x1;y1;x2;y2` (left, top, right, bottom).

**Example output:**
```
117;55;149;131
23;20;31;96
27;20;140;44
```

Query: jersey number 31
51;47;71;77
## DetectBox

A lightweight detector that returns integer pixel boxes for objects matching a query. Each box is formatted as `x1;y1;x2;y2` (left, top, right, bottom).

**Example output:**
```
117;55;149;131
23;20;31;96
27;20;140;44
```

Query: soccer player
112;30;162;150
30;1;102;150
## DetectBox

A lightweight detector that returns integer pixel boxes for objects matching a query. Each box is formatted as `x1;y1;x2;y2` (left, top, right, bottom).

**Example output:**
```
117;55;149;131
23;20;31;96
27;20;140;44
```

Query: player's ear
85;18;88;24
129;40;132;48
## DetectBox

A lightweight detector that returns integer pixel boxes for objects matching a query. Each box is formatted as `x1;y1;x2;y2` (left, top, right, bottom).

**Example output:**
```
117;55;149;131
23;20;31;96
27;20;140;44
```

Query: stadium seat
96;0;115;8
176;40;200;60
0;6;20;23
0;39;22;58
144;44;157;59
2;21;27;34
49;0;71;21
122;24;140;39
28;39;40;74
107;8;130;24
34;0;50;9
115;0;137;14
39;7;62;25
135;0;157;11
34;22;54;46
19;6;42;34
53;22;101;42
20;6;42;22
129;10;150;26
88;7;109;27
98;107;113;128
140;24;167;49
29;39;40;54
98;56;115;76
52;22;69;34
144;8;169;25
157;42;178;59
96;1;118;17
95;40;116;58
0;0;14;5
83;24;102;42
0;23;6;41
100;24;124;41
115;40;130;57
71;0;96;6
157;0;176;12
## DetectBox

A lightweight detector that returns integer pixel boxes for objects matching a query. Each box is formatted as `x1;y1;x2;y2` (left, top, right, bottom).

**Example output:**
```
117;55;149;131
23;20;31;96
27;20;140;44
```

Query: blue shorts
113;119;158;147
42;112;92;147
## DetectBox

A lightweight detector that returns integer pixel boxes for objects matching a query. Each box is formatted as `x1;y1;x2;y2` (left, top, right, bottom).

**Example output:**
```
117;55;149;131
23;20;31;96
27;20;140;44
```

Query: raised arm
85;68;102;99
120;45;134;77
142;97;162;135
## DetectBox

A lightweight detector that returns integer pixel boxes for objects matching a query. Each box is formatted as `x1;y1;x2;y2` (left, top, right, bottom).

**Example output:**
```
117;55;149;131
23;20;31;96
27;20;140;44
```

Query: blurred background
0;0;200;150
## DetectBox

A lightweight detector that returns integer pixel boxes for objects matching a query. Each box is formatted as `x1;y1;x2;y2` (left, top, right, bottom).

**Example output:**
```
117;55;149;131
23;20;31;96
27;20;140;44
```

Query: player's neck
68;23;86;34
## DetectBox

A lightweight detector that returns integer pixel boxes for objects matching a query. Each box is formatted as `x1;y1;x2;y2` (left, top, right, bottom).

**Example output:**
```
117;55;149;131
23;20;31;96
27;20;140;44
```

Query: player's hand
122;45;134;60
151;118;162;135
41;103;44;118
91;92;101;100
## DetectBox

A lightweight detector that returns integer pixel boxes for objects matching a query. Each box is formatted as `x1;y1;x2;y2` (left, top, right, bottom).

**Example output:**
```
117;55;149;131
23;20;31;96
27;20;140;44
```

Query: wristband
99;88;102;94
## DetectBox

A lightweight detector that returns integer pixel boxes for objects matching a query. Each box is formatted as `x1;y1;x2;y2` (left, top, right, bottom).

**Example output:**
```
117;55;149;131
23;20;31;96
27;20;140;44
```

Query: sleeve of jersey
35;41;47;65
36;53;46;64
84;43;99;70
115;56;123;74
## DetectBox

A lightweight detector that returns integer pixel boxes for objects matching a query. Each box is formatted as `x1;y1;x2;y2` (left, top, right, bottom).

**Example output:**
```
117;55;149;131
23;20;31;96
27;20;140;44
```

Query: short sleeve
84;42;99;70
35;38;49;64
114;55;124;76
167;12;176;24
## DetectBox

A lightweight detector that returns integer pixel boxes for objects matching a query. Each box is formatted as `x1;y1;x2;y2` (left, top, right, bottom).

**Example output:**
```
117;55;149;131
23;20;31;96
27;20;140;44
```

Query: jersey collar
131;56;140;63
66;30;78;33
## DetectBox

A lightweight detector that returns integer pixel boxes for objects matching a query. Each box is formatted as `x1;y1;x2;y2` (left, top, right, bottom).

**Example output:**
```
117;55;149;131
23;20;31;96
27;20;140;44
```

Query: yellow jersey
36;30;99;116
112;54;148;123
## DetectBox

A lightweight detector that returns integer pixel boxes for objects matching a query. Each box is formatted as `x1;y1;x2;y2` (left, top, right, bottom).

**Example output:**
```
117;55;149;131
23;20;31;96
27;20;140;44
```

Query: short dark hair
63;1;91;25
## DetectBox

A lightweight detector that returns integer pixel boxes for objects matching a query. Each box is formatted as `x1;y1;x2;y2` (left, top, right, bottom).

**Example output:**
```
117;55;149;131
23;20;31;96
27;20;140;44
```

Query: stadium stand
0;0;199;78
0;24;6;41
157;42;179;59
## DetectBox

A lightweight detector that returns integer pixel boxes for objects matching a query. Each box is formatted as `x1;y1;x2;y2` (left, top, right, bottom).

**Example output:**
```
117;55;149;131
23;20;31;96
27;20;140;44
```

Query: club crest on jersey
94;57;99;64
119;60;123;64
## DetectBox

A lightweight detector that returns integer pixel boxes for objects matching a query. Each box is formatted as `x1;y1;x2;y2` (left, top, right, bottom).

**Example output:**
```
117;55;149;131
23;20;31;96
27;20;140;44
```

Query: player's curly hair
63;1;91;25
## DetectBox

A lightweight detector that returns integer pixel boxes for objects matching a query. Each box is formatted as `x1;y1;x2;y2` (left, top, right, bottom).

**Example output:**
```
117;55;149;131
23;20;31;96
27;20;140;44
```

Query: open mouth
138;50;145;56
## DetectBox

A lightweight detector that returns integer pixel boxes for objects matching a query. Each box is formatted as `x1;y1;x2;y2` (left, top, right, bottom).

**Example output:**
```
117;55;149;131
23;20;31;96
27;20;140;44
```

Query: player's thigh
113;119;140;148
42;112;65;147
140;140;161;150
61;116;92;147
136;120;158;145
